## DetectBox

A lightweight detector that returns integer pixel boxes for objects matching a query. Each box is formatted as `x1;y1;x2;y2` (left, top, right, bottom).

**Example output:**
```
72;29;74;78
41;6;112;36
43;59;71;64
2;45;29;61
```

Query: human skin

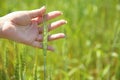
0;6;67;51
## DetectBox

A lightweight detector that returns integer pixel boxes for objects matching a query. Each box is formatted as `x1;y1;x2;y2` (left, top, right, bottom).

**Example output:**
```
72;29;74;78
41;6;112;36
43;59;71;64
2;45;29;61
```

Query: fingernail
65;21;67;24
60;11;63;15
62;20;67;24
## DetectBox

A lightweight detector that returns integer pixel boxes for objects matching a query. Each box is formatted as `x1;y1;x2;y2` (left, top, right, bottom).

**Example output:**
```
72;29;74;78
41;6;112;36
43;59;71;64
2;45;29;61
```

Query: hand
0;6;67;51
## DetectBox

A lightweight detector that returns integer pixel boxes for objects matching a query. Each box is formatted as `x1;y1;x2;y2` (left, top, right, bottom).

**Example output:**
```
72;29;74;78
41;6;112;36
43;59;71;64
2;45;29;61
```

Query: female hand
0;6;67;51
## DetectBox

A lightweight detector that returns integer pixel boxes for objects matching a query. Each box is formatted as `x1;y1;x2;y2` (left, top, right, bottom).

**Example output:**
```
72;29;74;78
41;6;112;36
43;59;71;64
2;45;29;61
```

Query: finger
28;6;46;18
46;11;63;20
37;11;63;24
36;33;65;42
39;19;67;33
49;20;67;31
48;33;65;41
31;41;54;51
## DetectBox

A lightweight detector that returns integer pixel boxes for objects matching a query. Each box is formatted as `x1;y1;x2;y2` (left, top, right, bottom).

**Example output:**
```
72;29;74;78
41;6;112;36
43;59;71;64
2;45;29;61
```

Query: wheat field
0;0;120;80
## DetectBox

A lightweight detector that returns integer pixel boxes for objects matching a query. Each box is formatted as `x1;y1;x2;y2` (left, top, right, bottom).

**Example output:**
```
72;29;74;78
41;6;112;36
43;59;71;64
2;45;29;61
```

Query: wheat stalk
43;11;48;80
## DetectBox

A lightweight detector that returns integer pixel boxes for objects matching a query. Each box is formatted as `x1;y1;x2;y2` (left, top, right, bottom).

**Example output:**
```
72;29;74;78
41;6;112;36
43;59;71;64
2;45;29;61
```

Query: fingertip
65;20;67;24
59;33;66;38
40;6;46;10
53;11;63;15
60;19;67;24
59;11;63;15
60;33;66;39
60;11;63;15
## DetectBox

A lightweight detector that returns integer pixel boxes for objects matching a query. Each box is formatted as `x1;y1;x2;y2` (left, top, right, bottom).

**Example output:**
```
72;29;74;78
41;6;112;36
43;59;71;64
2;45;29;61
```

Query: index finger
36;11;63;24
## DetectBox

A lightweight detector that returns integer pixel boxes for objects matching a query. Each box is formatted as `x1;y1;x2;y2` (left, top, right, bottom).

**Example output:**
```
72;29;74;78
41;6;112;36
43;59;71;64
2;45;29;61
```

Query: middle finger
36;11;63;24
39;19;67;33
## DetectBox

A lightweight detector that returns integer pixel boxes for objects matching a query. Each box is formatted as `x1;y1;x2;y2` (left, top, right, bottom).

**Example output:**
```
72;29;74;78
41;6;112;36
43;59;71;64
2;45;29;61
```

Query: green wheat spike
43;11;48;80
43;15;48;56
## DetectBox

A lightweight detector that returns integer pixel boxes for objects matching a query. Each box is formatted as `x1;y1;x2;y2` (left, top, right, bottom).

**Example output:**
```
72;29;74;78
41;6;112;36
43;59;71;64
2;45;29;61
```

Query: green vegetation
0;0;120;80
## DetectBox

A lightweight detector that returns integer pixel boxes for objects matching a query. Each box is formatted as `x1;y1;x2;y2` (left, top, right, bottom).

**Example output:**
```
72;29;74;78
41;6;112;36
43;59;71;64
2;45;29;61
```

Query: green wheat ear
43;15;48;56
43;12;48;80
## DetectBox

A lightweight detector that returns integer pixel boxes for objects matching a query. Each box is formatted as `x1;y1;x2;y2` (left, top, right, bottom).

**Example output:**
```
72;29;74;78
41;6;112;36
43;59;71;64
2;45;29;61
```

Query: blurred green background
0;0;120;80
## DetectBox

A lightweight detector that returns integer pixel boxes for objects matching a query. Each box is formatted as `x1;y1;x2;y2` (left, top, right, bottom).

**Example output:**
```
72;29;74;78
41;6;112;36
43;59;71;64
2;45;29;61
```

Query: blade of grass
33;57;37;80
3;46;10;80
